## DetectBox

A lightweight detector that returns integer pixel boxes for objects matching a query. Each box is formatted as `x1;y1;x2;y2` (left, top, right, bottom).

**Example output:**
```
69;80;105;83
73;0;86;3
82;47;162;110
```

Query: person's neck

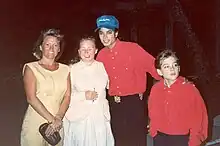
82;59;95;66
164;79;177;88
39;58;55;66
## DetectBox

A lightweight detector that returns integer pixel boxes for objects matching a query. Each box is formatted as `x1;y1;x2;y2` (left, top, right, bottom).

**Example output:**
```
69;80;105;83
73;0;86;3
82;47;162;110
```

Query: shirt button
114;77;117;79
115;52;118;55
118;92;121;95
112;57;114;59
168;91;171;93
166;102;168;104
113;67;115;69
116;86;119;89
125;67;128;70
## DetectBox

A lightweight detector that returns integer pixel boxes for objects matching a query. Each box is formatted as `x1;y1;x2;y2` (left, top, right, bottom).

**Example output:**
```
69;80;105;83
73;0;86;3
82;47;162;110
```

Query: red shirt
148;77;208;146
96;39;160;96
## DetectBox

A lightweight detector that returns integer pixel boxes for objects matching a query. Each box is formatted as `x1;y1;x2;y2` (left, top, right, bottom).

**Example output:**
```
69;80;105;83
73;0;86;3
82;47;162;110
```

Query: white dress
63;60;114;146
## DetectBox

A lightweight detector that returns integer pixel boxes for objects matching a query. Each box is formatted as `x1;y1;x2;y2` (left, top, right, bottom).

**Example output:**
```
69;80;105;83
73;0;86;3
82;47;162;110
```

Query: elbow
26;96;36;105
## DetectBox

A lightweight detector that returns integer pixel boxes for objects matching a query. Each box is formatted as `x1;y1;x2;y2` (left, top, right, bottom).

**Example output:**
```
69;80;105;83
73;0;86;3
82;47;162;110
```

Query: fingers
139;93;143;100
53;118;63;131
85;90;98;100
45;124;55;136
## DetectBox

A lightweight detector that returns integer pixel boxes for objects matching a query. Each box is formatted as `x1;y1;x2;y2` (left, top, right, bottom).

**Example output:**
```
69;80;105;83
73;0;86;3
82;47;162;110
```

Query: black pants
108;94;147;146
154;132;189;146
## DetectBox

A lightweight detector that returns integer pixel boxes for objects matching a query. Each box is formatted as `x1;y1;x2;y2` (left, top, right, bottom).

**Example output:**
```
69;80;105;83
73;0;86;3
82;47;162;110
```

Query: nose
49;45;58;52
170;65;177;70
103;34;108;40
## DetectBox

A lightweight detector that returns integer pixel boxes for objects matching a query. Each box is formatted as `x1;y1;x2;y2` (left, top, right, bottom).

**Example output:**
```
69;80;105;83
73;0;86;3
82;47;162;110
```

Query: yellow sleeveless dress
20;61;69;146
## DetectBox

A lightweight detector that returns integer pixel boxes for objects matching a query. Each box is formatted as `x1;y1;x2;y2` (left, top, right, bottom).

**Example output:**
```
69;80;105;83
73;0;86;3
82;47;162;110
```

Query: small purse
39;123;61;145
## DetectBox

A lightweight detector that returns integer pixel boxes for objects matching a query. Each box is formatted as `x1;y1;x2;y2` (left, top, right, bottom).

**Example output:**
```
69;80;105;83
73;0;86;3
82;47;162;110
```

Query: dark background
0;0;219;145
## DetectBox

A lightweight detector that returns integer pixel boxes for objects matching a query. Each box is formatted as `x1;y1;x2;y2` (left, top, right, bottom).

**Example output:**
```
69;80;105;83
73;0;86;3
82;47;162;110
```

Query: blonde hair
69;35;96;65
32;28;64;60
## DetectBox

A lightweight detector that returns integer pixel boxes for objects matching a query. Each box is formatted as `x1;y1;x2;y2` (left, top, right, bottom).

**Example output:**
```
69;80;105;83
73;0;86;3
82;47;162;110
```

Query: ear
115;31;118;38
156;69;163;76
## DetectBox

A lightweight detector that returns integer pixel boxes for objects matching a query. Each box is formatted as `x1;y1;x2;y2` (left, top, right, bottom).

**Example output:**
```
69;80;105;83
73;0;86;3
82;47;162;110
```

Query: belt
112;93;143;103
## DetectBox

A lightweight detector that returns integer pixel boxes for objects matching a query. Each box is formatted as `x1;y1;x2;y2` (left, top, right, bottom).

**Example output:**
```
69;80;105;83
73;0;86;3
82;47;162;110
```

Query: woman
20;28;71;146
63;36;114;146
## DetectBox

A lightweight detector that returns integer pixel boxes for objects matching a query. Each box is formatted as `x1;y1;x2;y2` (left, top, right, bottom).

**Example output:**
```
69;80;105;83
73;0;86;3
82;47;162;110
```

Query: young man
95;15;161;146
148;49;208;146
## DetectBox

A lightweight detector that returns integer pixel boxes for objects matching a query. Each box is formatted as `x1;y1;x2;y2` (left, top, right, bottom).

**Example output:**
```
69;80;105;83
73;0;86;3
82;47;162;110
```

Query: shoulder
97;47;108;55
182;82;199;93
96;48;108;61
151;80;164;92
59;63;69;70
24;61;38;68
69;61;80;70
59;63;68;68
119;40;140;48
22;61;41;77
94;60;104;66
95;61;107;71
23;61;38;72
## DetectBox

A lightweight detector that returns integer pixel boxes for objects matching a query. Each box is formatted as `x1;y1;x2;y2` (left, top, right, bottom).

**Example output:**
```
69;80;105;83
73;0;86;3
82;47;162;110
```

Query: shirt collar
163;76;185;88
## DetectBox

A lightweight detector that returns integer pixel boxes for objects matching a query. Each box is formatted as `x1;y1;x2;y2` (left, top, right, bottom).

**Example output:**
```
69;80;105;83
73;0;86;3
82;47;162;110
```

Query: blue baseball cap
96;15;119;31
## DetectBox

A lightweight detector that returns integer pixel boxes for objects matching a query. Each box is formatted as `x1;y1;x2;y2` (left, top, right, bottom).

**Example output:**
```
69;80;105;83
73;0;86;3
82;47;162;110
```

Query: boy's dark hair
155;49;180;69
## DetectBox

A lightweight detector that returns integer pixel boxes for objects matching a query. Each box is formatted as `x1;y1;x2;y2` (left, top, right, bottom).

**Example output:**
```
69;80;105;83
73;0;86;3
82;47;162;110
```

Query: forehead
99;28;114;33
43;36;59;43
161;56;177;65
80;39;95;45
79;40;95;49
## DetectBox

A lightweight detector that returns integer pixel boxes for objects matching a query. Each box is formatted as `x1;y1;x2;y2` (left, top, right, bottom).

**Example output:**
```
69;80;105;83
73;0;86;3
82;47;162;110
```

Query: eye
163;65;169;69
173;63;179;67
54;44;59;47
107;31;113;34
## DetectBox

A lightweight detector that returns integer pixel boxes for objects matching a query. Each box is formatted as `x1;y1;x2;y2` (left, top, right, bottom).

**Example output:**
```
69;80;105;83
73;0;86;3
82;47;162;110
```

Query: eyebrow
162;61;178;66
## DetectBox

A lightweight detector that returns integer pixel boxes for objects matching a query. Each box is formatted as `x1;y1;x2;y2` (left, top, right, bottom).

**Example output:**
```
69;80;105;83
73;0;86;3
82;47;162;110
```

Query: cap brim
94;26;116;32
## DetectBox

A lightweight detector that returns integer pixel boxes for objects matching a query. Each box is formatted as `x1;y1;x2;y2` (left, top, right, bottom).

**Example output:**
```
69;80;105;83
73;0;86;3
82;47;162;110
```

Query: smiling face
157;56;180;85
98;27;118;49
41;36;60;60
78;39;97;62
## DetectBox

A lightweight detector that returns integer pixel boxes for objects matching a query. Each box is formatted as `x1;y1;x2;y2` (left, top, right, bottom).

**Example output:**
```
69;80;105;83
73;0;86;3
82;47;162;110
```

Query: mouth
84;55;91;58
170;73;176;76
103;40;109;44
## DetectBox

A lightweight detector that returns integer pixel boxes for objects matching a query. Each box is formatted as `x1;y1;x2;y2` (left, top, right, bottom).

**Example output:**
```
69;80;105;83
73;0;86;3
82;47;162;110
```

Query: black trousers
108;94;147;146
154;132;189;146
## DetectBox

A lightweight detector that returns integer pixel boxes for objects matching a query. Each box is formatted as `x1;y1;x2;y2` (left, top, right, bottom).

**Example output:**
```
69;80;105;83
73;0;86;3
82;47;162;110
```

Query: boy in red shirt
148;50;208;146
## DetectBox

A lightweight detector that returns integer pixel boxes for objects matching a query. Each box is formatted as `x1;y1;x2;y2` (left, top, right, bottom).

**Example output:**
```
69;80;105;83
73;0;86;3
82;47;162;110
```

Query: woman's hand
45;117;63;136
85;90;98;101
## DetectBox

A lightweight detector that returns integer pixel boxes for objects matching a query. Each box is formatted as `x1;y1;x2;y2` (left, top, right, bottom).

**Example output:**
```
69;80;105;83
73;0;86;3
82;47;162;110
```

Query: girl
63;36;114;146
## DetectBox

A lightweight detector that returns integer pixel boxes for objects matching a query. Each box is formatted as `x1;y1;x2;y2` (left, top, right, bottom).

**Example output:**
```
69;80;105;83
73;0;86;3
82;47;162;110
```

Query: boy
148;49;208;146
